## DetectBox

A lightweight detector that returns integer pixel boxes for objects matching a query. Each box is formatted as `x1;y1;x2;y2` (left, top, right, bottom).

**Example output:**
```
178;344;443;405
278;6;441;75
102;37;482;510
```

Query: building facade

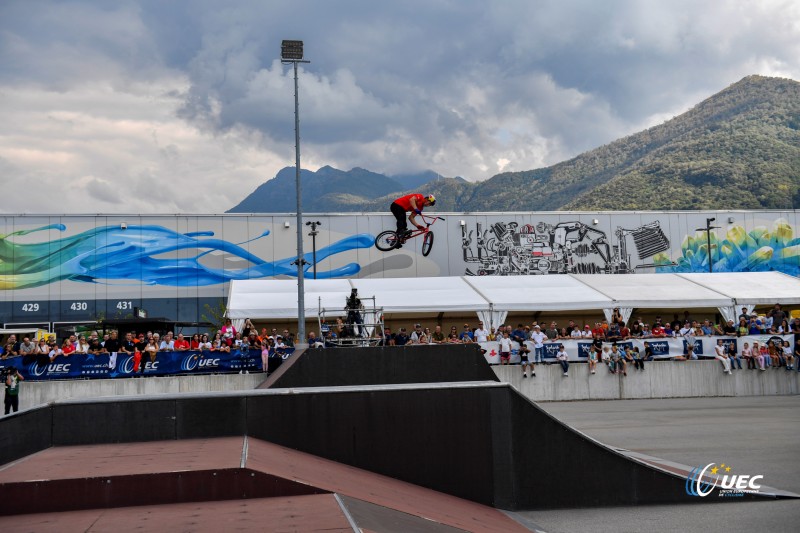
1;210;797;330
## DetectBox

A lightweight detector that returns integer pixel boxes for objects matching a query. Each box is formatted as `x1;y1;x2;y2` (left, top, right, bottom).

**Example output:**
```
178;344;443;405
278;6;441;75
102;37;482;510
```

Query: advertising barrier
478;335;792;364
0;348;294;381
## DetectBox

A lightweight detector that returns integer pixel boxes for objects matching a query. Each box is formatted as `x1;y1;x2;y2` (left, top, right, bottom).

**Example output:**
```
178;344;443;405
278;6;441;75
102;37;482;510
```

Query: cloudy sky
1;0;799;214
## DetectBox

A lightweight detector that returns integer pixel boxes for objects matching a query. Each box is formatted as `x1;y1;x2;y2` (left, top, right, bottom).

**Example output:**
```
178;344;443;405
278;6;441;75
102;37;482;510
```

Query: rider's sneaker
402;230;413;238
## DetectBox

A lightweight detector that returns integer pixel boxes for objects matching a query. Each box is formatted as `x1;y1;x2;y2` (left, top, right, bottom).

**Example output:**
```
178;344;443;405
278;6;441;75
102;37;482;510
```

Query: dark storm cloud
0;0;798;213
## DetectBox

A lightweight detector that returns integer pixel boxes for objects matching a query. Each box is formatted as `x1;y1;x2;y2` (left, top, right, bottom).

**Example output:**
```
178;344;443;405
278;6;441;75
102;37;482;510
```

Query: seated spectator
753;342;766;370
643;341;654;362
727;340;742;370
742;342;755;369
586;343;598;374
610;344;626;376
768;340;781;368
714;339;732;374
556;344;569;376
600;345;612;366
625;346;638;370
782;340;794;371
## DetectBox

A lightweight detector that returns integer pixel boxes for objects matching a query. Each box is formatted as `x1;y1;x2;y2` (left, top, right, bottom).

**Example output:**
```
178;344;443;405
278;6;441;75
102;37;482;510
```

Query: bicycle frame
404;214;444;241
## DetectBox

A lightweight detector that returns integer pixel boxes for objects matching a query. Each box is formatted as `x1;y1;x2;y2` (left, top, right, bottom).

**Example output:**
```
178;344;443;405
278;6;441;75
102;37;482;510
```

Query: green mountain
456;75;800;211
229;75;800;213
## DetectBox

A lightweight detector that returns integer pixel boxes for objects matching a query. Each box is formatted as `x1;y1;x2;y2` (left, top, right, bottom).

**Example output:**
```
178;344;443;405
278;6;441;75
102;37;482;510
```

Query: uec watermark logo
28;362;71;377
686;463;763;497
181;355;220;371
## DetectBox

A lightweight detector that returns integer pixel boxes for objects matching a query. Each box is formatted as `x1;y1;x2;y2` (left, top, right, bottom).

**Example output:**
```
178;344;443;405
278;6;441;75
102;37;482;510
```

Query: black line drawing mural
461;220;671;275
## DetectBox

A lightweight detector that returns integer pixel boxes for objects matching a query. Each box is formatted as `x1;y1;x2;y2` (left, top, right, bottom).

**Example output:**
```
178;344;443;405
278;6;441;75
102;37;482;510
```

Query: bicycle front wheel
375;230;400;251
422;231;434;256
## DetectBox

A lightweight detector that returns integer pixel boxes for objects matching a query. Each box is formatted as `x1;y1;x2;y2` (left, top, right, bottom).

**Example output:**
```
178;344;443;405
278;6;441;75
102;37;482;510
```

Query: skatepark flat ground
518;395;800;533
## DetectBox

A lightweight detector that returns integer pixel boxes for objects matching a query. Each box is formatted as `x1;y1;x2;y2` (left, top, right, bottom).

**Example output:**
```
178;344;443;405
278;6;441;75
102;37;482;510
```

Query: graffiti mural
655;218;800;276
460;220;670;275
0;224;375;289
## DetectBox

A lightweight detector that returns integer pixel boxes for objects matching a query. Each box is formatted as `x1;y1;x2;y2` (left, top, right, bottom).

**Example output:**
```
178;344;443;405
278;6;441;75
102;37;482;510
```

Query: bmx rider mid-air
390;193;436;247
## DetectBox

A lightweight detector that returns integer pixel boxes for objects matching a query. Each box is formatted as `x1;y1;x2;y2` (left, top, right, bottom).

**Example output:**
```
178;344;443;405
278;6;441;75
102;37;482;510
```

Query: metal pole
706;220;713;273
293;60;306;346
312;229;318;279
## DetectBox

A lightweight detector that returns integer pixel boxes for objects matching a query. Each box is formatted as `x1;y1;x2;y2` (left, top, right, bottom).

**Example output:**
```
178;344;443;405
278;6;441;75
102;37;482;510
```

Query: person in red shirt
173;334;190;351
390;193;436;241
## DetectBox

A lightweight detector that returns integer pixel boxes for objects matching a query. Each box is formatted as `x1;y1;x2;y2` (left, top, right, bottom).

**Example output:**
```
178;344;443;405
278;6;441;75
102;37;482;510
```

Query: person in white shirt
556;344;569;376
473;322;489;343
498;331;512;365
580;325;593;338
714;339;732;374
570;327;583;339
529;325;548;364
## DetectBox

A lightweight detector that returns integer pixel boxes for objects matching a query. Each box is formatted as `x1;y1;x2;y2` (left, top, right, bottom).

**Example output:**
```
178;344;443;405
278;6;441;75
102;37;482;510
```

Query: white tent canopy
227;272;800;320
676;272;800;306
463;275;612;311
571;273;735;309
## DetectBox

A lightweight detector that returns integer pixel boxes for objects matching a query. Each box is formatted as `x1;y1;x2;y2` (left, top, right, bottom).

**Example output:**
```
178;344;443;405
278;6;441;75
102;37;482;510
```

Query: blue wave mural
0;224;374;289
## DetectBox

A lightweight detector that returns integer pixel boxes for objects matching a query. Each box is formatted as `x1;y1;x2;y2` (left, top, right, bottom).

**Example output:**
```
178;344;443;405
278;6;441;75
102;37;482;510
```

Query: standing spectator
104;331;121;371
570;327;583;339
498;331;512;365
144;336;159;370
767;304;786;329
395;328;410;346
736;318;749;337
173;334;190;351
460;324;474;342
431;325;445;344
606;321;622;342
18;337;36;359
198;334;212;351
75;335;90;354
473;321;489;343
632;347;645;371
241;319;255;338
795;339;800;373
722;320;737;336
556;344;569;376
581;325;593;338
544;322;559;342
714;339;732;374
520;338;535;378
530;325;547;364
221;319;237;346
159;333;175;352
410;324;424;343
738;307;751;322
4;366;24;415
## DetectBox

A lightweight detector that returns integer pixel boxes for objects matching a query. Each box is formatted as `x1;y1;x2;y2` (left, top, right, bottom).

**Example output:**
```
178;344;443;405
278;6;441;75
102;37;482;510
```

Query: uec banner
0;348;294;381
478;335;791;364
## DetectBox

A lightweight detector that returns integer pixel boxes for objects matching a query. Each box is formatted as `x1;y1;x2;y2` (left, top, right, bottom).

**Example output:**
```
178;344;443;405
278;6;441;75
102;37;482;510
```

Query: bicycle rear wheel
375;230;400;251
422;231;434;256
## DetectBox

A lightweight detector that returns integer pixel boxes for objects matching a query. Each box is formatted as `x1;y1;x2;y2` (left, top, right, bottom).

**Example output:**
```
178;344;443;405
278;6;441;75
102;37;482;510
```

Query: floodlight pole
282;41;311;347
306;221;322;279
695;217;720;273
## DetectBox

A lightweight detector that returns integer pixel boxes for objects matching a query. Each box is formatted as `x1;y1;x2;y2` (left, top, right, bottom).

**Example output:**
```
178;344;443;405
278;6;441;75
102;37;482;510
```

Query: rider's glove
414;209;422;215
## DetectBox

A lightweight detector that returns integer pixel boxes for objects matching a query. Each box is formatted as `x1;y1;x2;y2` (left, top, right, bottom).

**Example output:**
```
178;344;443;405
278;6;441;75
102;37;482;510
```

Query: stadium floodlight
281;40;311;348
281;40;304;61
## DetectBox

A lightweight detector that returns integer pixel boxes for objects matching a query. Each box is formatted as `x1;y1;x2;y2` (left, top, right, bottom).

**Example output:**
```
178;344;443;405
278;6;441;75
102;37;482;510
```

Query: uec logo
686;463;763;497
28;363;71;377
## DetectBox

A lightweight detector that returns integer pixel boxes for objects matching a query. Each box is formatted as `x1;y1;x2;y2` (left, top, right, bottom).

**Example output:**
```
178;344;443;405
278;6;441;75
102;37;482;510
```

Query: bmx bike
374;214;444;257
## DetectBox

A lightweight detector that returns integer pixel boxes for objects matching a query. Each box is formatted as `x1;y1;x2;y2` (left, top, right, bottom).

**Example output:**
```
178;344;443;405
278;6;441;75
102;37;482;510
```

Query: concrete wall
493;361;800;401
17;374;265;412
